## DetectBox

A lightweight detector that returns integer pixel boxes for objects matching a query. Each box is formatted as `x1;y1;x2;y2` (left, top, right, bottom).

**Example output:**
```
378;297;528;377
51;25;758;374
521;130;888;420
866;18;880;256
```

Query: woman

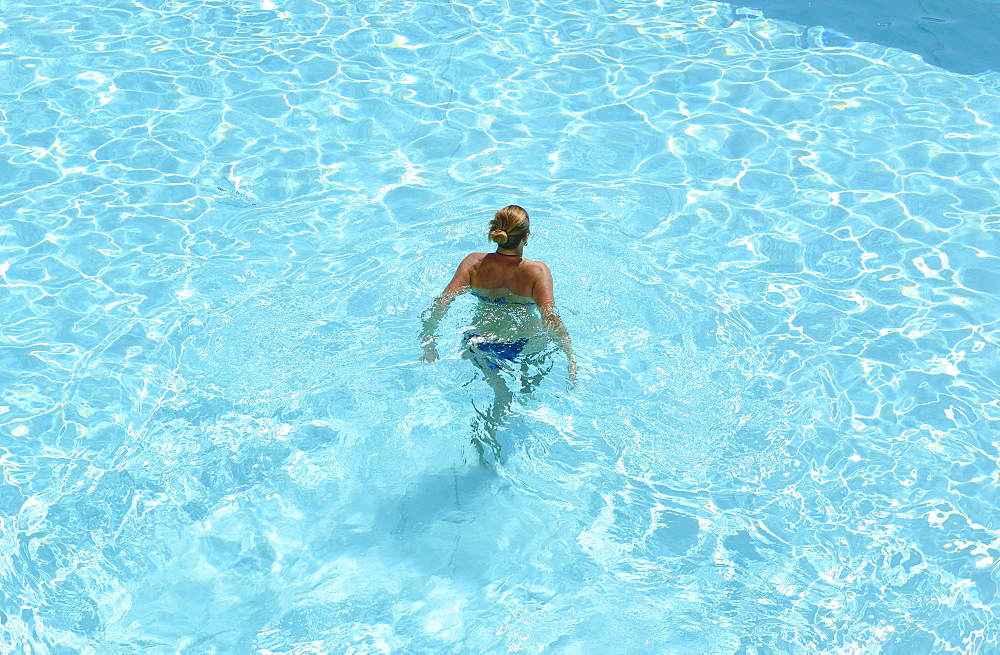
419;205;577;459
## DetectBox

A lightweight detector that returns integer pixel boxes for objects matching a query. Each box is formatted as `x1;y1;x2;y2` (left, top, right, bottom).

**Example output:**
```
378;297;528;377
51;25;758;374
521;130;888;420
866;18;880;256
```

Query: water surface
1;0;999;651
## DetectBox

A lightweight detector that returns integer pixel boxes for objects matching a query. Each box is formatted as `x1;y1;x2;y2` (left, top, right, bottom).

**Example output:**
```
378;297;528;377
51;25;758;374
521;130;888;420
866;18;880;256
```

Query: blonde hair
488;205;530;248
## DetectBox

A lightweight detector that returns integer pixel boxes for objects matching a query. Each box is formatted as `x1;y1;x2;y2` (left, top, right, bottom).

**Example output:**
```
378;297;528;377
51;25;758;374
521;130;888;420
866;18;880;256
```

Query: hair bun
488;206;528;246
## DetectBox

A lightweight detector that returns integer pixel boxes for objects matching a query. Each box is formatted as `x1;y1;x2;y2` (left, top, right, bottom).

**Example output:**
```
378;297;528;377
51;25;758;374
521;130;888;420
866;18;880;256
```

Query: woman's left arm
419;253;479;363
531;262;577;388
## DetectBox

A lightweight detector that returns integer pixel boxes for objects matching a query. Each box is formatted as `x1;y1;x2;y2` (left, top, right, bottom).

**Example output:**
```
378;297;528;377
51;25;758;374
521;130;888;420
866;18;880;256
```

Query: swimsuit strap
471;290;534;306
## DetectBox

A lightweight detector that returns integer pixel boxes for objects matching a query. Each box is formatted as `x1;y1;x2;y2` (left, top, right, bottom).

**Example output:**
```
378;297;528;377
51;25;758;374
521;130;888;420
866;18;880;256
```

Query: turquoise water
2;0;1000;651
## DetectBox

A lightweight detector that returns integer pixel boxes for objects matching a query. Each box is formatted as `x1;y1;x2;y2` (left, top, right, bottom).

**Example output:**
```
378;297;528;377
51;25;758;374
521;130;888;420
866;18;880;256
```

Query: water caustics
1;0;1000;652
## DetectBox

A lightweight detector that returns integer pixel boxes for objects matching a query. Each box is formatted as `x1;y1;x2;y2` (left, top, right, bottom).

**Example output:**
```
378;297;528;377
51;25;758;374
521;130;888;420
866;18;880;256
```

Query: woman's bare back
468;253;547;300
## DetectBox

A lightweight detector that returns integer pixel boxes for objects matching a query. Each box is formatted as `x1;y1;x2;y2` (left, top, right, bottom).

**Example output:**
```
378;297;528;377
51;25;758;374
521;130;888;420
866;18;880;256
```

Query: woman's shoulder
457;252;488;268
521;257;551;276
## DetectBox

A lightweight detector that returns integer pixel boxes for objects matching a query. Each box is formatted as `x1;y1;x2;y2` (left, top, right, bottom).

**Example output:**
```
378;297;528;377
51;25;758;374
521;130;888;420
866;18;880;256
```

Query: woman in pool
419;205;576;460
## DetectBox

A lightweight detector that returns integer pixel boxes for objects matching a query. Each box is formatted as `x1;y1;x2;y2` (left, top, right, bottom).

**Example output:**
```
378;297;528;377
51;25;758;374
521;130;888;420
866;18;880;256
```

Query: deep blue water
732;0;1000;74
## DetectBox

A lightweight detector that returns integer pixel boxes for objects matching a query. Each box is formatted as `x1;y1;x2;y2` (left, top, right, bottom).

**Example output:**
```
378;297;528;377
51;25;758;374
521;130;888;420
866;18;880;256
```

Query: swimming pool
724;0;1000;75
1;0;999;651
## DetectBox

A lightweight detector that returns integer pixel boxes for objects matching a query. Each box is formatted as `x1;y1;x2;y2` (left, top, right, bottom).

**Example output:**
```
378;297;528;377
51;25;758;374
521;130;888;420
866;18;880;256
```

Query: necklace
495;251;521;257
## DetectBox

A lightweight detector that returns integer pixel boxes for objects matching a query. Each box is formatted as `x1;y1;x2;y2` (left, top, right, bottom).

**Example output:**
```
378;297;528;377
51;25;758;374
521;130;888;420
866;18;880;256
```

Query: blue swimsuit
464;332;529;369
464;289;535;370
470;290;535;307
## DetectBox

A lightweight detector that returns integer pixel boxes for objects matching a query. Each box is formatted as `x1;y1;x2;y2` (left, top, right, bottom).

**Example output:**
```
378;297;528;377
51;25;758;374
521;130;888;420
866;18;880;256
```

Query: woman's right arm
419;253;480;363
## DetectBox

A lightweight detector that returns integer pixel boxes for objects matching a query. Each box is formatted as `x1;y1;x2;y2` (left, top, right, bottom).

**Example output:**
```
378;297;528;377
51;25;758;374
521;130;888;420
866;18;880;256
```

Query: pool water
725;0;1000;75
2;0;1000;651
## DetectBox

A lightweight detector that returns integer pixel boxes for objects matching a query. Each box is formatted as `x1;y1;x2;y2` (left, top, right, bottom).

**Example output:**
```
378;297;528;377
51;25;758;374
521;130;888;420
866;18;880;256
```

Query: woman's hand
567;358;578;389
420;341;439;363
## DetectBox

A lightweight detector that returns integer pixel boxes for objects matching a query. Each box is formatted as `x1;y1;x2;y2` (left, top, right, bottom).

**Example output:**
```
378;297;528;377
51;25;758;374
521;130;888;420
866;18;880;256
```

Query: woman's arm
531;263;577;388
419;253;480;363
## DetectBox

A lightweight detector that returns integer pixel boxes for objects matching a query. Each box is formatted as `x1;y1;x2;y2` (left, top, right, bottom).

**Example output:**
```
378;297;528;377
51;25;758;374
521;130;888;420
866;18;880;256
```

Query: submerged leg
470;363;513;466
519;345;555;395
